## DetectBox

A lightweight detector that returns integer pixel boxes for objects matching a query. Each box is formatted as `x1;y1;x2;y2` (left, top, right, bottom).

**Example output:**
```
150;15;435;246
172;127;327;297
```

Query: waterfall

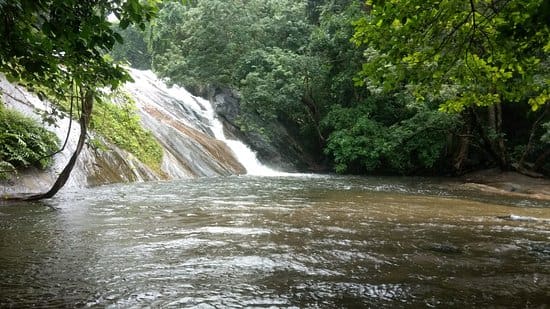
124;69;283;177
1;69;285;195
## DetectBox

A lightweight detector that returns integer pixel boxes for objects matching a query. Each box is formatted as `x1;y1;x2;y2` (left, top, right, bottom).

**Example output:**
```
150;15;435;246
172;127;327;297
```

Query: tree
352;0;550;173
145;0;548;175
151;0;327;144
110;24;153;70
0;0;160;200
151;0;255;88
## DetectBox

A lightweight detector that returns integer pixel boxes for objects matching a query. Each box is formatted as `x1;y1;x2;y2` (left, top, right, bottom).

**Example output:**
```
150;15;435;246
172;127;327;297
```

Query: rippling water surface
1;175;549;308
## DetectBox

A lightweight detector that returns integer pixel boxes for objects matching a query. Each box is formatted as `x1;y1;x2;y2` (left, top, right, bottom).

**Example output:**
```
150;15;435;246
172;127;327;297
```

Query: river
1;175;549;308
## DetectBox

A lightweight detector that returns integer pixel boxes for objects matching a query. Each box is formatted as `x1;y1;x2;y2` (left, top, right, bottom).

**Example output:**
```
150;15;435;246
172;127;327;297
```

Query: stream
1;175;549;307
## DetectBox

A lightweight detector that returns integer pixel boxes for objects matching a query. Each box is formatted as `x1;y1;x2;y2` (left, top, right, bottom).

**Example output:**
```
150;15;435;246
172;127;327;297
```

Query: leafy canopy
352;0;550;112
0;0;165;195
0;0;160;100
151;0;322;130
322;90;462;174
110;24;153;70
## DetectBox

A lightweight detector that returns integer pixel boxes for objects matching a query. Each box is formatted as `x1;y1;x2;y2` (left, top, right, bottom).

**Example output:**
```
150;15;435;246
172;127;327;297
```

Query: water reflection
1;175;549;307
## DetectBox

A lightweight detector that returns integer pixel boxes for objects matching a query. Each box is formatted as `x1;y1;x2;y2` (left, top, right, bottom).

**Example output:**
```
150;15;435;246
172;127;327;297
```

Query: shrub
90;91;163;171
0;104;59;178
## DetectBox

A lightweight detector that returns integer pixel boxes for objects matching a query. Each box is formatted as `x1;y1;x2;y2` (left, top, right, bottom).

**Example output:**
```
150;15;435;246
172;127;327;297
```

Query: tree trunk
3;89;94;202
533;149;550;172
471;106;508;170
487;104;508;169
470;108;500;166
301;93;325;147
494;103;508;169
453;113;471;173
519;104;549;169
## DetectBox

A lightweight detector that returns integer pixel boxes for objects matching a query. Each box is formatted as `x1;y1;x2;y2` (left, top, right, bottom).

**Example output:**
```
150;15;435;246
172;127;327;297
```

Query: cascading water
194;89;286;176
217;138;286;176
124;69;284;177
1;68;285;195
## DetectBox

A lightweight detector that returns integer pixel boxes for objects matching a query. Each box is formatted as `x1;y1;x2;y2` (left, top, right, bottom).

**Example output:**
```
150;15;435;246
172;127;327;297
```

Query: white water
206;101;287;176
125;69;284;176
1;68;290;195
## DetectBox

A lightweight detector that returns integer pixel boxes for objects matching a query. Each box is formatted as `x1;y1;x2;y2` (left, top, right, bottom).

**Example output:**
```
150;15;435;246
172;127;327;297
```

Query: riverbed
1;175;549;307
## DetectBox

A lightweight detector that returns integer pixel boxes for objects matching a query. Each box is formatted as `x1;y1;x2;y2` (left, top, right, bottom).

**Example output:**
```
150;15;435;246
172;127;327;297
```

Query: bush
0;161;15;180
0;105;59;178
323;95;461;175
90;91;163;171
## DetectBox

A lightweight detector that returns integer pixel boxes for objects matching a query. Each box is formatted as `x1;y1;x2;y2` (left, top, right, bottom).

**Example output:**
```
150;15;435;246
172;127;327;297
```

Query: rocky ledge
460;169;550;201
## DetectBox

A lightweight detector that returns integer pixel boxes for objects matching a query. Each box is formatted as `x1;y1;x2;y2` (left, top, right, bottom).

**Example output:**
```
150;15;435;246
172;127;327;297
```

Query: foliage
0;104;59;179
0;0;163;171
0;0;164;198
323;94;461;174
22;87;164;172
151;0;317;123
0;161;14;180
306;0;466;175
148;0;548;175
90;92;163;171
352;0;550;112
0;0;160;101
151;0;252;88
111;25;153;70
238;48;320;123
308;1;366;108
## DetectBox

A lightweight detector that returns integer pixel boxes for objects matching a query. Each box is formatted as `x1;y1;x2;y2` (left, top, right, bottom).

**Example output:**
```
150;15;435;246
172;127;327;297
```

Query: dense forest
113;0;550;176
1;0;549;183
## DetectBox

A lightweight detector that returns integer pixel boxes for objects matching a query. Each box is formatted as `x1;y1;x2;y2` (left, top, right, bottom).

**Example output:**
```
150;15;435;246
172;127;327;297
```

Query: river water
1;175;549;308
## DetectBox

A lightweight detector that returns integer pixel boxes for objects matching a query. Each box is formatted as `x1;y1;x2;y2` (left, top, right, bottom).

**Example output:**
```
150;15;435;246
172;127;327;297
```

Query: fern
0;105;60;175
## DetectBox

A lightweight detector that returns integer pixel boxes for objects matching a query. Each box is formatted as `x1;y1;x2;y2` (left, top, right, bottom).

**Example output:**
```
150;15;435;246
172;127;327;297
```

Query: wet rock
461;169;550;201
210;87;322;172
527;243;550;258
1;71;249;193
427;243;463;254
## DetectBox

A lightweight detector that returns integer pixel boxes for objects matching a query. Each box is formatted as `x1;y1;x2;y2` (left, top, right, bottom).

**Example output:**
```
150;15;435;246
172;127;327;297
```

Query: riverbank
459;169;550;201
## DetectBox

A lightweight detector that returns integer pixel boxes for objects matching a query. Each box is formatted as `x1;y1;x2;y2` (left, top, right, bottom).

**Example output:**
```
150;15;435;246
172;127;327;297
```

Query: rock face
0;75;166;195
1;69;319;196
211;87;320;172
460;168;550;201
123;69;246;178
0;70;250;195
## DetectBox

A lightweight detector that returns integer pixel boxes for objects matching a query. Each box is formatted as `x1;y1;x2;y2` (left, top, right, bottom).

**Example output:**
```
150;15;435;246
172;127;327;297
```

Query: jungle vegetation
1;0;548;199
0;0;161;199
113;0;548;176
0;103;60;180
